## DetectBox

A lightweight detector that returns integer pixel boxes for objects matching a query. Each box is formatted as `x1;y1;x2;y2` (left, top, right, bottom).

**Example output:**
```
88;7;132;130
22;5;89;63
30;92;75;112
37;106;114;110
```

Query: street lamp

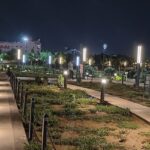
17;49;21;60
89;58;92;66
48;55;52;67
63;70;68;89
100;78;107;103
136;45;142;88
22;54;26;64
22;36;29;54
83;47;87;62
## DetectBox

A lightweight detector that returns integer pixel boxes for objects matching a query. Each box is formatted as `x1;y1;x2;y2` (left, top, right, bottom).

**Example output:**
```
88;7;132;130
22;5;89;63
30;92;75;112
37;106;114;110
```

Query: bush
24;142;40;150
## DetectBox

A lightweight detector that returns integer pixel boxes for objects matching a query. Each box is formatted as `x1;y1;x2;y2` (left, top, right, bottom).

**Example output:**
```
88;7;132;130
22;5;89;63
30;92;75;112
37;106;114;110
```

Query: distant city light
76;56;80;66
22;54;26;63
48;55;52;65
137;45;142;64
124;61;127;67
17;49;21;60
83;47;87;62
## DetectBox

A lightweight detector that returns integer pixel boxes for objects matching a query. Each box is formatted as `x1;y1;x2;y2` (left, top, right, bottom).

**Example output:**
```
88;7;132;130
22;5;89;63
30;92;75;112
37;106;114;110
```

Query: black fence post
41;114;49;150
17;79;20;103
20;82;24;108
23;88;28;120
29;98;35;141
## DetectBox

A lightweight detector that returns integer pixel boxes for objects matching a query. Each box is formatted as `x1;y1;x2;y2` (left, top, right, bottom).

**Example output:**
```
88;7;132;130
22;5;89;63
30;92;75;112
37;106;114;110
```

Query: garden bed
22;82;150;150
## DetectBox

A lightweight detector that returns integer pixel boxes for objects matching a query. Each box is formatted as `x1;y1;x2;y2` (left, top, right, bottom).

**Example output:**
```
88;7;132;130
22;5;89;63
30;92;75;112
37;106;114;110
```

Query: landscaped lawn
68;81;150;107
23;82;150;150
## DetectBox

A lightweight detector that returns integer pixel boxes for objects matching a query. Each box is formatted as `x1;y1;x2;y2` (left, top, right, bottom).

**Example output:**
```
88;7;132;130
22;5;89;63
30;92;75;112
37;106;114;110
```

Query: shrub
24;142;40;150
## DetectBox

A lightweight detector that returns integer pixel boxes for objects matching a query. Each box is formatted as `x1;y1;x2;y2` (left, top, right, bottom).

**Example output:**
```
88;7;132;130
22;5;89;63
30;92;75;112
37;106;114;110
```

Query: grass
69;81;150;107
118;121;139;129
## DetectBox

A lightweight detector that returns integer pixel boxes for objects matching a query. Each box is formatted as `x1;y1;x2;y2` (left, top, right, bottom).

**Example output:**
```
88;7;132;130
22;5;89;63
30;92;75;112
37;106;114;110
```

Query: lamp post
76;56;81;83
100;78;107;104
48;55;52;68
63;70;68;89
17;49;21;68
83;47;87;79
135;45;142;88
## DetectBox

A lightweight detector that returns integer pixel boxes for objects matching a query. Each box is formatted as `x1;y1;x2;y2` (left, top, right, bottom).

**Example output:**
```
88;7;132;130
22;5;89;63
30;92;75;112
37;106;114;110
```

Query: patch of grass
118;121;139;129
24;141;41;150
143;143;150;150
96;105;131;116
140;132;150;137
75;98;97;105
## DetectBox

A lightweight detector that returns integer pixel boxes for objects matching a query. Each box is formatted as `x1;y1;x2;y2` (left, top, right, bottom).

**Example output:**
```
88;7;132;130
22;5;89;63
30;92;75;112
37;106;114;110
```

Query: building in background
0;39;41;53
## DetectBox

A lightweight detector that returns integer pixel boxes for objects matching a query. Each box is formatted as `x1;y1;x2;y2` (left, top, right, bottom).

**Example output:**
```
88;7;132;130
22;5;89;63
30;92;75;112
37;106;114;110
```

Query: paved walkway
0;72;27;150
68;84;150;124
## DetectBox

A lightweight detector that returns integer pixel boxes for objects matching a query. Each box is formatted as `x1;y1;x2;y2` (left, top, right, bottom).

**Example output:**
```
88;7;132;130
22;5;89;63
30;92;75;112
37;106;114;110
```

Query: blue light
76;56;80;66
22;54;26;64
48;55;52;65
22;36;29;42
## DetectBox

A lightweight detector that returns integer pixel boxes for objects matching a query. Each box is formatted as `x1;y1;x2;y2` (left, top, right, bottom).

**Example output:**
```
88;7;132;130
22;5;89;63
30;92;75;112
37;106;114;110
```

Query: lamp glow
89;58;92;66
17;49;21;60
76;56;80;66
22;54;26;64
48;55;52;65
108;60;111;67
59;56;62;65
23;36;29;42
83;47;87;62
101;78;107;84
124;61;127;67
137;45;142;64
63;70;68;76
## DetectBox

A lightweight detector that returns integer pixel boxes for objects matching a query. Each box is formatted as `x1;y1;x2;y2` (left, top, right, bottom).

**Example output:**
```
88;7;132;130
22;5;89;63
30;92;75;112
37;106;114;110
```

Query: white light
137;45;142;64
59;57;62;65
89;58;92;66
76;56;80;66
23;36;28;42
124;61;127;67
63;70;68;76
108;60;111;66
103;43;108;50
114;73;117;76
83;47;87;62
48;55;52;65
101;78;107;84
17;49;21;60
22;54;26;64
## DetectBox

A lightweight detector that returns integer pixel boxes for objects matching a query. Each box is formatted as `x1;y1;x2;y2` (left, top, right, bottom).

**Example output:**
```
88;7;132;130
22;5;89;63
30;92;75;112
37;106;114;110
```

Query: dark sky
0;0;150;57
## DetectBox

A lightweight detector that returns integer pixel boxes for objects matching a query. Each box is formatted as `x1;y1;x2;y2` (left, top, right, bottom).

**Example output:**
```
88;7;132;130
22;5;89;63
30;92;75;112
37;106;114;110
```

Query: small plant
24;141;40;150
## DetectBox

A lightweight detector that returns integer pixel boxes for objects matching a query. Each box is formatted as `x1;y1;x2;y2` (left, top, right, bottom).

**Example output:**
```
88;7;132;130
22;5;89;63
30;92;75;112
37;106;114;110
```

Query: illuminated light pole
22;54;26;64
76;56;81;83
136;45;142;88
100;78;107;104
63;70;68;89
82;47;87;79
108;60;111;67
22;36;29;53
48;55;52;68
17;49;21;60
89;58;92;66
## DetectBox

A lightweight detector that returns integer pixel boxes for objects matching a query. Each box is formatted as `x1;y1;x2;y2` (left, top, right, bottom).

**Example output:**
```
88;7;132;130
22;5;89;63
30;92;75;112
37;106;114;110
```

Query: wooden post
41;114;49;150
29;98;35;141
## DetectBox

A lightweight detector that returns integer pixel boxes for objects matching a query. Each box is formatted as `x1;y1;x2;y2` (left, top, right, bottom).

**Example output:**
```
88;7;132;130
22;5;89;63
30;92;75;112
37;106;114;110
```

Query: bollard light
63;70;68;89
17;49;21;60
100;78;107;103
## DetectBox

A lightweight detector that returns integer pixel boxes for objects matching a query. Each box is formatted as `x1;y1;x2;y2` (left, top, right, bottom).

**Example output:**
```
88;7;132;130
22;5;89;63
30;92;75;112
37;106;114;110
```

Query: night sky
0;0;150;57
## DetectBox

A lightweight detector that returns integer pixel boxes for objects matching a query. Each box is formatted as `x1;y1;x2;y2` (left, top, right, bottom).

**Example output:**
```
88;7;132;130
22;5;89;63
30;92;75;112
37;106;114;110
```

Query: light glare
137;45;142;64
83;47;87;62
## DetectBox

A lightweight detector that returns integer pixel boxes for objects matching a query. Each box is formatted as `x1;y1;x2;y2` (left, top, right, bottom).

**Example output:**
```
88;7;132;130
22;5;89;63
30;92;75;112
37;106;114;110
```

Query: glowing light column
82;47;87;79
136;45;142;88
